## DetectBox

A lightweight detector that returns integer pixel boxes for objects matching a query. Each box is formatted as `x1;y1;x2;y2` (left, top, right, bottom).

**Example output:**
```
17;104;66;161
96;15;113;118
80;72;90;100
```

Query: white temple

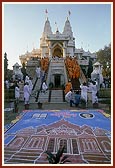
19;16;96;64
12;62;23;81
19;15;97;88
91;61;103;90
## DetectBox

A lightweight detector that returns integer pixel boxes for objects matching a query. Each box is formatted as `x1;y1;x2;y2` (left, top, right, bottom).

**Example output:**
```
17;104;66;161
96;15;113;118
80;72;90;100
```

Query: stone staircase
29;58;86;104
46;59;68;87
50;89;64;103
36;89;64;103
37;90;50;103
29;77;42;103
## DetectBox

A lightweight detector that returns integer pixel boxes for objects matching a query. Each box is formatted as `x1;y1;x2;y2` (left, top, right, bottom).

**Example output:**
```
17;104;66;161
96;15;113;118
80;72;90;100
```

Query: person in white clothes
25;74;29;83
23;82;31;109
65;89;74;106
91;81;98;105
28;77;33;95
36;66;41;78
5;79;9;90
15;83;20;104
80;82;89;107
42;80;48;93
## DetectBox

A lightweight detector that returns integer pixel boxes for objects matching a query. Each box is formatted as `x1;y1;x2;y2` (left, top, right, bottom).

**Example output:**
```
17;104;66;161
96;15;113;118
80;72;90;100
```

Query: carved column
63;41;66;58
48;41;52;59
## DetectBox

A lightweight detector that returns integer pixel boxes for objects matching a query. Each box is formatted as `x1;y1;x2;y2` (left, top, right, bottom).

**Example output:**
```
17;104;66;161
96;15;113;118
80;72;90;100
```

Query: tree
4;52;8;79
21;62;26;80
96;43;111;77
87;58;93;78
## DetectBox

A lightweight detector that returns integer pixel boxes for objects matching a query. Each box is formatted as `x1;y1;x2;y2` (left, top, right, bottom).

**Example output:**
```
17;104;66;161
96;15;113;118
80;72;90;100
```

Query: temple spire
42;10;52;37
63;14;73;37
45;9;48;20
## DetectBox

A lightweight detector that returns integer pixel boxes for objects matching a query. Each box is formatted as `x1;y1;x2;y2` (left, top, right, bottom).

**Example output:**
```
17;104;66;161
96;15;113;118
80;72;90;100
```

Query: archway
52;44;63;58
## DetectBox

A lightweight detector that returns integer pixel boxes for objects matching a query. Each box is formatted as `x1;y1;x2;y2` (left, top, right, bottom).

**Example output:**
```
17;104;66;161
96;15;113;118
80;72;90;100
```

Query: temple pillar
63;48;66;58
49;48;52;59
48;41;52;59
63;41;66;58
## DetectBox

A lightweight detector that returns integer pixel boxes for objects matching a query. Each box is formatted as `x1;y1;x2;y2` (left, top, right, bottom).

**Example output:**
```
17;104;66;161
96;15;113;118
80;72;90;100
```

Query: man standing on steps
80;82;89;108
24;82;31;109
28;77;33;95
91;81;98;107
42;80;48;94
35;66;41;79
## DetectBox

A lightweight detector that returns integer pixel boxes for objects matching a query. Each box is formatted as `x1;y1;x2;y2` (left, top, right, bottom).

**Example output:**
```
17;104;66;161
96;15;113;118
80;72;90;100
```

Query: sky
3;2;112;69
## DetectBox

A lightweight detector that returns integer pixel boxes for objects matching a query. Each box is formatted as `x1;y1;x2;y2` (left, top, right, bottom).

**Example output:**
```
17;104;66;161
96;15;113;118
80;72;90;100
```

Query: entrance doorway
54;74;61;88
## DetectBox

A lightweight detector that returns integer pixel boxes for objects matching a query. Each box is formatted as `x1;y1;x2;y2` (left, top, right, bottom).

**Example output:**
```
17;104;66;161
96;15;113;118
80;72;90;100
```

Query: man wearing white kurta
25;75;29;83
24;82;31;109
42;81;48;93
80;82;89;107
15;84;20;104
65;89;74;105
36;66;41;78
28;77;33;95
91;81;98;105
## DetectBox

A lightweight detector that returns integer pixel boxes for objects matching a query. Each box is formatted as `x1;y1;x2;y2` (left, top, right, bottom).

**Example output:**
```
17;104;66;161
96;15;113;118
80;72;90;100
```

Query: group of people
5;78;21;102
40;57;49;72
64;80;81;107
24;73;49;109
65;56;80;79
80;81;98;107
65;89;81;107
15;74;34;110
64;79;98;108
5;70;98;110
35;66;48;93
11;67;48;109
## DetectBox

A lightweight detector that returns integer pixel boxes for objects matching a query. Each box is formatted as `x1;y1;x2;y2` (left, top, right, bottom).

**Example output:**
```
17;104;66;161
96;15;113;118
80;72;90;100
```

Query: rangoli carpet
4;109;111;165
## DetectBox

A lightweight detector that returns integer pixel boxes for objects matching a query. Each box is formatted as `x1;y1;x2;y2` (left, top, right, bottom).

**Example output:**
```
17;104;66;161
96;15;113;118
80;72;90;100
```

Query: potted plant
45;146;71;164
37;101;42;109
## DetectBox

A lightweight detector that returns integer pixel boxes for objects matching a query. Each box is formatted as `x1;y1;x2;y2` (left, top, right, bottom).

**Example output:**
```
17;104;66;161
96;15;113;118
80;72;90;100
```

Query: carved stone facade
18;16;97;86
19;16;97;67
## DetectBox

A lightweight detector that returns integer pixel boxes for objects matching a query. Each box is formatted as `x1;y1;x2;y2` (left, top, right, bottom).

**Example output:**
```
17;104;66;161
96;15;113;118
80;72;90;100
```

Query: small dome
13;62;21;67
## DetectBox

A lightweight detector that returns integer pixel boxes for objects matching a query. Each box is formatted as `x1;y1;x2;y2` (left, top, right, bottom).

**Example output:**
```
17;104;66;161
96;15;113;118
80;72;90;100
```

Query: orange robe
64;82;72;94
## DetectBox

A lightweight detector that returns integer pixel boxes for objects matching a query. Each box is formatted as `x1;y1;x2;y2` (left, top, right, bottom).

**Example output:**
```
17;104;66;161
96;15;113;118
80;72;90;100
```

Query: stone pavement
4;98;111;126
16;100;110;113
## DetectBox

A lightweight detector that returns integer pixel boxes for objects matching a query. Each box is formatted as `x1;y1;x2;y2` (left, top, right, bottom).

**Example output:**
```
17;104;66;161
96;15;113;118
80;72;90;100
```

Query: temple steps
49;89;64;103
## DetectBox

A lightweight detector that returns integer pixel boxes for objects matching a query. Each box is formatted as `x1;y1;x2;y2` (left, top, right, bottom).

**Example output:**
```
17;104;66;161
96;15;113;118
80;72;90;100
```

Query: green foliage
21;62;26;79
87;58;93;78
96;43;111;77
4;52;8;79
45;146;71;164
